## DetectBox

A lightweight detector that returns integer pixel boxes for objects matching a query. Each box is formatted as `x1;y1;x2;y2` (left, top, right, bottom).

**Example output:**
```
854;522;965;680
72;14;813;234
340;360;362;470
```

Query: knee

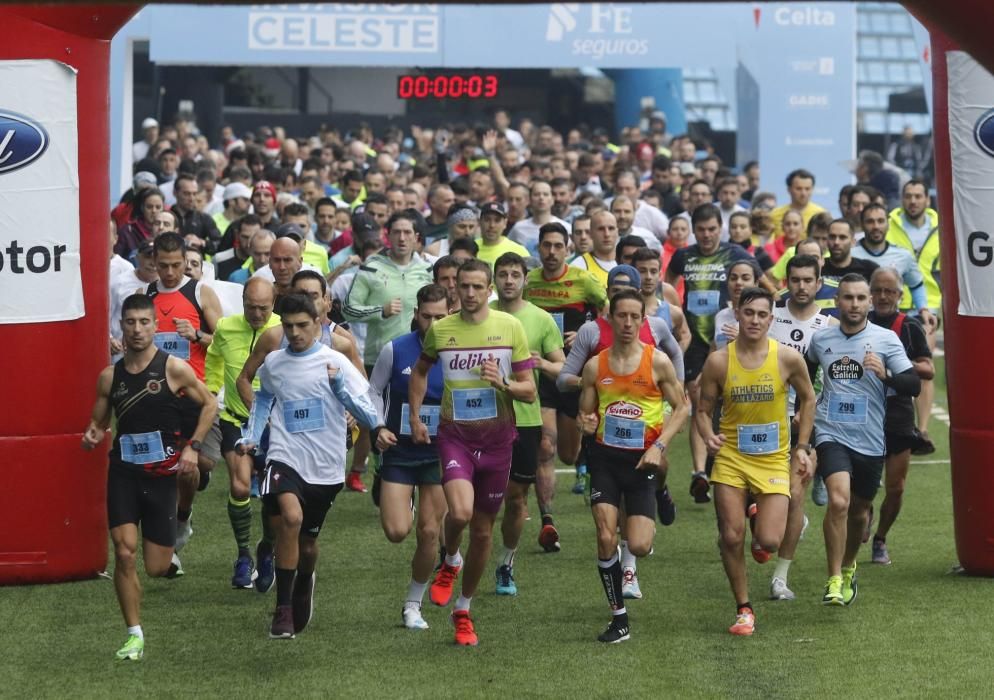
539;434;556;462
469;522;493;545
719;525;745;551
447;510;471;532
505;490;526;515
628;540;652;558
885;480;906;498
230;479;250;501
146;558;171;578
596;528;617;554
827;490;850;515
114;544;138;569
415;521;439;547
756;533;782;553
383;522;411;544
282;509;304;531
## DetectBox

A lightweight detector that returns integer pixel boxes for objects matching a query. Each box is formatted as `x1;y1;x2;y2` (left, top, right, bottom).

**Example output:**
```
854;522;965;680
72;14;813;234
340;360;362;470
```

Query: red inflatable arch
0;1;992;584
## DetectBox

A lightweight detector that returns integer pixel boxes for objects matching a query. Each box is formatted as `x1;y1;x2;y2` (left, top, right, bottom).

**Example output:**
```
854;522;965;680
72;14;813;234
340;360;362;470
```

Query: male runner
237;293;379;638
491;252;565;594
570;209;618;287
523;223;607;548
578;288;688;643
368;284;450;630
767;254;836;600
204;277;282;590
630;246;690;352
409;259;536;646
807;274;921;606
696;286;815;635
146;232;223;575
867;267;934;565
82;294;217;660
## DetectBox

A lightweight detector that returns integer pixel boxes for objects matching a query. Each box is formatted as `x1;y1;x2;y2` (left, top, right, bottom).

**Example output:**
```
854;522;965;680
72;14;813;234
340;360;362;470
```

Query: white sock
445;550;463;568
773;558;792;581
127;625;143;641
620;541;637;569
454;595;471;612
406;579;428;604
501;546;516;568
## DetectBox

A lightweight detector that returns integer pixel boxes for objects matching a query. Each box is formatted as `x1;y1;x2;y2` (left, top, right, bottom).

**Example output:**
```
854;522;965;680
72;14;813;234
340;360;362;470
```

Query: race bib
687;289;720;316
283;398;325;433
827;392;868;424
120;431;166;464
153;332;190;360
401;403;440;436
737;422;780;455
452;388;498;421
551;312;565;337
603;415;646;449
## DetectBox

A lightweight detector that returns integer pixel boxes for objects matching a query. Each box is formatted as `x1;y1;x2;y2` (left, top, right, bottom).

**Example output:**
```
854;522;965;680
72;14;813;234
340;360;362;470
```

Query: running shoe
597;617;631;644
770;576;795;601
690;471;711;503
911;429;936;456
270;604;295;639
451;609;478;646
872;538;892;565
751;541;771;564
842;564;858;606
231;554;256;589
197;469;211;492
345;471;367;493
402;603;429;630
371;474;382;507
495;564;517;596
821;575;844;606
255;541;275;593
175;517;193;553
862;506;874;544
292;573;316;633
621;567;642;599
572;476;586;495
115;634;144;661
729;610;755;636
656;486;676;526
538;523;561;553
165;552;184;579
811;475;828;506
429;562;461;606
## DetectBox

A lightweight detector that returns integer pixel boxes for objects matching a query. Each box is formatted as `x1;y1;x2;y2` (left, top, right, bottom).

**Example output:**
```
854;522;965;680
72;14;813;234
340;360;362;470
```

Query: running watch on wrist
189;440;203;452
795;443;812;454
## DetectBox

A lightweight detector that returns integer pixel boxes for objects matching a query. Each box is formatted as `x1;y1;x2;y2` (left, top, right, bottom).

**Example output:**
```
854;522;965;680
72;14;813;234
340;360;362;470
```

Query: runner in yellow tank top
578;288;688;644
696;287;815;638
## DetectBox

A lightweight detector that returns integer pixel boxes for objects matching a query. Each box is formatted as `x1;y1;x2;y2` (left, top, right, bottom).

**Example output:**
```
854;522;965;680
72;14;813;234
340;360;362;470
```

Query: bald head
243;277;276;329
270;237;302;288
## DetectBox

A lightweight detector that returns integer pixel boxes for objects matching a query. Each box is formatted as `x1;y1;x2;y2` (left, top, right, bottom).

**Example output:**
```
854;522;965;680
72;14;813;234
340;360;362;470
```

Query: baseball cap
136;239;155;256
223;182;252;202
679;162;697;176
607;264;641;289
275;223;305;242
253;181;277;199
351;212;380;239
141;117;159;130
479;201;507;218
133;171;157;191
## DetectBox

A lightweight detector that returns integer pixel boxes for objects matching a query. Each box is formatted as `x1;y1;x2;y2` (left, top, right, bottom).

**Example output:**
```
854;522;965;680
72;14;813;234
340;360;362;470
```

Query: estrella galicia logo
974;108;994;158
0;111;49;174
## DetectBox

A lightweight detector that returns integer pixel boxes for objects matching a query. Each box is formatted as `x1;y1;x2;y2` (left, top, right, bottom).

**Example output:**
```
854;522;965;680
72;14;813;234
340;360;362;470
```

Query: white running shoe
800;514;810;540
402;603;429;630
770;576;795;600
621;567;642;600
175;517;193;553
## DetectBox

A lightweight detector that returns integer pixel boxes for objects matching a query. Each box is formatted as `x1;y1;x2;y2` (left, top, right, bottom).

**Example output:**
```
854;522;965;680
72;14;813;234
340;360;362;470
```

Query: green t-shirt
490;301;563;427
302;242;330;276
476;236;529;269
421;309;534;447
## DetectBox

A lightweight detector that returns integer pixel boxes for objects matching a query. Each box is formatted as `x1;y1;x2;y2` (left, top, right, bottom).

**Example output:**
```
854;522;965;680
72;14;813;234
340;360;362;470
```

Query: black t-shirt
869;310;931;432
822;257;879;282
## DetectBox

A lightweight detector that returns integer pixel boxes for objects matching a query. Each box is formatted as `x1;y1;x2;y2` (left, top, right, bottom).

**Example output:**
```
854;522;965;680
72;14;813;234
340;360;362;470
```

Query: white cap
141;117;159;130
223;182;252;201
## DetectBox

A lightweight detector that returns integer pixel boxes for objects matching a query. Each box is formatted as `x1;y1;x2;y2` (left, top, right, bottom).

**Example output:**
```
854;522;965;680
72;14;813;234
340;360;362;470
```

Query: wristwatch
189;440;203;452
502;375;511;389
195;329;204;342
795;443;813;454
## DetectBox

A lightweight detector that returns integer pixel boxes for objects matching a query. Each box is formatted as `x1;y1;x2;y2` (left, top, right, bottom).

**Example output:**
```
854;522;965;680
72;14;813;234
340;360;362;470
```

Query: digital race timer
398;74;499;100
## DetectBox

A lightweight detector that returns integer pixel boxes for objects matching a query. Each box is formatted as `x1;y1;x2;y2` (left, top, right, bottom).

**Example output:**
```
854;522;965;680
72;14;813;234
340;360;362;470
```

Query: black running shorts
107;466;178;547
261;461;343;538
587;442;656;519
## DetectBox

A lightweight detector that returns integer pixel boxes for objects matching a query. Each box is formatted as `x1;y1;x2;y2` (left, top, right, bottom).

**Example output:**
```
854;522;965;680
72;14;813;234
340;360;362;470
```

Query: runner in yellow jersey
578;288;688;643
696;286;815;637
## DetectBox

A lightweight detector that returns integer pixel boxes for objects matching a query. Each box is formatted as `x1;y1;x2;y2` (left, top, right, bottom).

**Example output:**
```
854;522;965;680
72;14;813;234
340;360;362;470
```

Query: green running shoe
842;564;858;606
115;634;144;661
822;575;844;606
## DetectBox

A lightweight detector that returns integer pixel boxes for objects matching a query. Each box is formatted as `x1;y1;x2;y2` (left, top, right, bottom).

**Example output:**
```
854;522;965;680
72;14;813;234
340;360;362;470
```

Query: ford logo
0;111;49;175
974;108;994;158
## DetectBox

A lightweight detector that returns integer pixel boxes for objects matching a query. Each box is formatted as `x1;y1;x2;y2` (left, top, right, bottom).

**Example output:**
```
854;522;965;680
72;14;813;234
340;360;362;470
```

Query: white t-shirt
713;306;738;349
110;271;151;342
625;225;661;252
252;262;319;282
633;202;670;241
258;343;371;485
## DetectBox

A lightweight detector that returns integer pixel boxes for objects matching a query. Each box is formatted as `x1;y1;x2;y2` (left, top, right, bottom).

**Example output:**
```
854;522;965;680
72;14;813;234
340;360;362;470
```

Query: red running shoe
430;562;461;607
451;609;479;646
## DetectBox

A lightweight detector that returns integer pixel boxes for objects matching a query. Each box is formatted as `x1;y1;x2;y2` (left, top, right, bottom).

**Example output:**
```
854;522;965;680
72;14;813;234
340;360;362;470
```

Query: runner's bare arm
81;367;114;449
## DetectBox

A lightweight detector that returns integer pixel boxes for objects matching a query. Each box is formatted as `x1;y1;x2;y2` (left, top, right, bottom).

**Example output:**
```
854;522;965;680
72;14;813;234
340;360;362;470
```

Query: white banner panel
0;60;82;324
948;51;994;317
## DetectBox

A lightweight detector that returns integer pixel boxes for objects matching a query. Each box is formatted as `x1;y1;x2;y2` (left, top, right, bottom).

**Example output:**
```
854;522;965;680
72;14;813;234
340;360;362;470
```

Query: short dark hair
386;209;421;234
691;203;721;229
830;218;854;235
608;288;645;316
738;286;774;310
153;231;186;255
315;197;337;214
902;178;928;195
291;269;327;295
278;293;318;319
449;237;479;257
457;258;493;285
342;170;364;186
860;203;888;224
615;235;647;262
433;255;460;279
417;283;450;307
494;251;528;276
630;246;660;267
807;211;833;237
538;221;569;244
364;191;388;207
786;168;816;187
121;293;155;318
786;254;821;279
837;272;870;290
283;202;309;219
